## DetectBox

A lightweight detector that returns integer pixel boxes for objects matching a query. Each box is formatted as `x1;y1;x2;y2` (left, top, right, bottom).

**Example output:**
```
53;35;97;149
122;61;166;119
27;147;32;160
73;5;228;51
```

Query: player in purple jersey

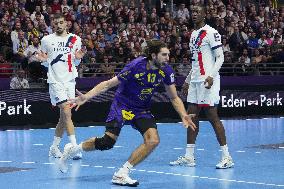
58;40;196;187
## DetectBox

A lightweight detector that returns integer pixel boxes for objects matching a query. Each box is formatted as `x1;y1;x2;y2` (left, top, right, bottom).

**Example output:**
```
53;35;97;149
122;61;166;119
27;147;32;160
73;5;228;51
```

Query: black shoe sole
112;182;139;187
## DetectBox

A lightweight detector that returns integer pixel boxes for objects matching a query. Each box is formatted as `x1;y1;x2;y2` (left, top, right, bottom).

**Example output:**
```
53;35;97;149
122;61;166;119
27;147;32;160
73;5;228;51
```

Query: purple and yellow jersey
106;56;175;126
115;56;175;110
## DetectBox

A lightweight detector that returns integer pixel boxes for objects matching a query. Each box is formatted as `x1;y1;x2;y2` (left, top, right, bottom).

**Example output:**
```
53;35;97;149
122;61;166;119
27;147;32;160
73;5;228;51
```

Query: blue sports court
0;117;283;189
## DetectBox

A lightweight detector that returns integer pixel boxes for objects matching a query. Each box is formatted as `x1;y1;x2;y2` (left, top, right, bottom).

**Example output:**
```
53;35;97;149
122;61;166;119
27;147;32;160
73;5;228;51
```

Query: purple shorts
106;100;154;129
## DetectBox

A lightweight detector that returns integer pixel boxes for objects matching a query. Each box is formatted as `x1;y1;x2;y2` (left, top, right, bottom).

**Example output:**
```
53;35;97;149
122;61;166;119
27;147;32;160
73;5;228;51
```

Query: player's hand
75;49;86;59
69;89;88;111
204;76;213;89
182;82;189;96
35;51;48;62
181;114;196;131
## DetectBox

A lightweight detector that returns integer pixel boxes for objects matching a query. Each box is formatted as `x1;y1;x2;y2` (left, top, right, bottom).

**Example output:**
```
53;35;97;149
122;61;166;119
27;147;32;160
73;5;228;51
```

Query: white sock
117;161;133;175
78;143;83;151
185;144;195;159
52;136;61;146
68;135;77;146
220;144;230;158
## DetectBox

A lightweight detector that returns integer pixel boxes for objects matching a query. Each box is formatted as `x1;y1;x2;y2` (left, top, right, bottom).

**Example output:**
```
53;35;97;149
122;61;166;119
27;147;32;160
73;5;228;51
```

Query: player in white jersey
170;5;234;169
36;13;85;160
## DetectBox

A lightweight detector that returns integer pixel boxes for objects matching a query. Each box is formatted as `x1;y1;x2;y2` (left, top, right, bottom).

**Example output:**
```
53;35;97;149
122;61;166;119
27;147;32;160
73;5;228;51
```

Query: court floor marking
63;164;283;187
1;160;283;188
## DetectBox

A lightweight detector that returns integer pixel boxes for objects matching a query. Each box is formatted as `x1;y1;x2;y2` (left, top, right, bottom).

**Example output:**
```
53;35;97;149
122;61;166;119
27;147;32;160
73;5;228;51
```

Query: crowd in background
0;0;283;82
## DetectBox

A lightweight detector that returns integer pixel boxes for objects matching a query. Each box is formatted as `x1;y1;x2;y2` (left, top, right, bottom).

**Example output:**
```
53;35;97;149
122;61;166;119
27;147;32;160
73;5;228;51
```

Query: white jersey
41;33;82;83
189;24;223;82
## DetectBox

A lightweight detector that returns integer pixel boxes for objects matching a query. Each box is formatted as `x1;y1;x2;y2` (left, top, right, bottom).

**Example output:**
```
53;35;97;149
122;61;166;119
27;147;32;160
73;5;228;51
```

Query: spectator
229;26;245;53
156;0;168;17
104;26;117;43
176;3;189;23
11;22;22;43
0;25;13;60
10;69;30;89
258;33;269;49
247;32;259;49
236;49;250;75
0;53;13;78
76;6;90;25
51;0;61;14
12;31;29;69
30;6;45;22
176;56;191;77
222;38;231;52
24;37;45;81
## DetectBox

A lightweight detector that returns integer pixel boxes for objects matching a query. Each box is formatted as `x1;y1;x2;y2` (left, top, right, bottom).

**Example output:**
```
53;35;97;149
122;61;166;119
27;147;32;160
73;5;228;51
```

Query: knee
208;117;222;126
145;138;160;149
61;107;72;121
94;134;116;151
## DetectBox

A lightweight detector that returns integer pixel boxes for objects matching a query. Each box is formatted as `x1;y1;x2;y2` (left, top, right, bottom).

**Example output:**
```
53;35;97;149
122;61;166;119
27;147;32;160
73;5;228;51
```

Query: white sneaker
72;152;82;160
49;145;62;158
216;156;234;169
58;143;81;173
112;172;139;187
170;156;196;167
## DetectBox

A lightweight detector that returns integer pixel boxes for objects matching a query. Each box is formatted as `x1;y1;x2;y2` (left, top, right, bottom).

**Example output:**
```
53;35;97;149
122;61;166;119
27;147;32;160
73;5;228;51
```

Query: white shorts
49;80;76;106
187;78;220;107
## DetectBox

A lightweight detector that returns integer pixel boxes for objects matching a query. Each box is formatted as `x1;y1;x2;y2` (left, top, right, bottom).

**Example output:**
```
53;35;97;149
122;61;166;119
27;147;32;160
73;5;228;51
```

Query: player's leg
49;115;64;158
204;106;234;168
170;103;200;166
80;121;121;151
64;80;82;159
48;83;67;158
112;118;158;187
203;78;233;169
59;121;121;173
170;82;200;166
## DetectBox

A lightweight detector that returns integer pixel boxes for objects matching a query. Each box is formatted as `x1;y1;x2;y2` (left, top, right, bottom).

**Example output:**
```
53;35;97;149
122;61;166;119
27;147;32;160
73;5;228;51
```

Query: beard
153;59;166;69
56;28;64;35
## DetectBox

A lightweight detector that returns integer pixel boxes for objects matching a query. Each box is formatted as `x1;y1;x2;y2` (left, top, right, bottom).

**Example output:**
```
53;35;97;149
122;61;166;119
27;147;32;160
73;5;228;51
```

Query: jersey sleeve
73;36;82;66
207;30;222;50
163;65;175;85
117;61;136;82
40;37;48;54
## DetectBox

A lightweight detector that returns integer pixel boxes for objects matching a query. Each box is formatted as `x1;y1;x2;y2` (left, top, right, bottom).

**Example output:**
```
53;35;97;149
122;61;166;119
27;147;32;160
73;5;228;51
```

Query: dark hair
192;4;206;13
54;13;65;20
143;40;167;60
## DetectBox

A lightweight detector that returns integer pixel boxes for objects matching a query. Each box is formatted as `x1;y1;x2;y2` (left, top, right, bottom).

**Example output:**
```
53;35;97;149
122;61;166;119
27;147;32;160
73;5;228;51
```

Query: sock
185;144;195;159
78;143;83;151
68;135;77;146
52;136;61;146
117;161;133;175
220;144;230;158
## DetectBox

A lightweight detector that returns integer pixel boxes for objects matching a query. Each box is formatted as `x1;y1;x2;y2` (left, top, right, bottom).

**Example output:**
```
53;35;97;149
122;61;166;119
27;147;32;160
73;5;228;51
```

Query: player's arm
204;31;224;89
71;76;121;110
165;84;196;131
85;76;120;99
74;37;84;66
36;37;48;62
208;47;224;78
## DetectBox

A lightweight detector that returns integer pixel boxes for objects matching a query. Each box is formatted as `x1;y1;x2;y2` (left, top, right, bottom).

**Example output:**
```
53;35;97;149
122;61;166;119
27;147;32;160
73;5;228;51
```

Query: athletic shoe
49;145;62;158
216;156;234;169
58;143;81;173
169;156;196;167
72;152;82;160
112;172;139;187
